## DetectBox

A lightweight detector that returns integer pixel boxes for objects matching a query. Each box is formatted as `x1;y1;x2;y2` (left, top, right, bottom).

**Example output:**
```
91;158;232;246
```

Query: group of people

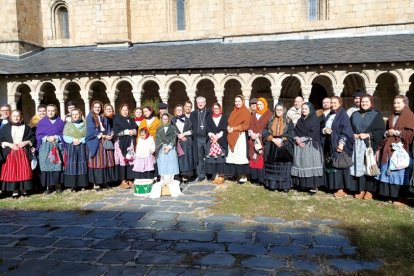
0;91;413;205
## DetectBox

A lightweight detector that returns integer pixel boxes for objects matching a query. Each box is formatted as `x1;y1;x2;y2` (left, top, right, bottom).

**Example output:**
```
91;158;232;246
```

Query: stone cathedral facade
0;0;414;122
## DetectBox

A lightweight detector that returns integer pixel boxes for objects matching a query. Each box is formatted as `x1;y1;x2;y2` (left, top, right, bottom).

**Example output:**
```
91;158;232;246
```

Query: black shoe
195;176;206;182
70;188;77;193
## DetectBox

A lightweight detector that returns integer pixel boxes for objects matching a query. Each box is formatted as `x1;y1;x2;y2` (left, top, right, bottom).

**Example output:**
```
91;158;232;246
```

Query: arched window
308;0;328;21
176;0;186;31
55;5;70;39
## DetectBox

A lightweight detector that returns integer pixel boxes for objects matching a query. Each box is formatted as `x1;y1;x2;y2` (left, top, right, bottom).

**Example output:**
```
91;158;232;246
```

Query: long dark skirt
250;168;265;184
206;156;226;176
292;175;324;189
324;168;352;191
264;162;292;191
115;164;134;181
64;174;89;188
378;182;409;199
1;181;32;192
88;168;115;187
350;175;377;193
133;170;155;179
178;140;194;177
225;164;250;179
40;171;63;188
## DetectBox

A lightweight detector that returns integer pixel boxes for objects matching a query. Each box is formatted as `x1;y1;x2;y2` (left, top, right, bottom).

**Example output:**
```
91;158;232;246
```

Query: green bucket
133;179;153;197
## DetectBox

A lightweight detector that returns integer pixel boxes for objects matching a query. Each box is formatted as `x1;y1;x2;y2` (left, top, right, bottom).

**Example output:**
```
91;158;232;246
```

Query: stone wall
2;0;413;52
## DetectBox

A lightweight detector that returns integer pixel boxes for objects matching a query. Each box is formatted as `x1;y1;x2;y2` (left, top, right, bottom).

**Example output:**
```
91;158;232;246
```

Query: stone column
365;84;377;95
397;82;411;95
158;89;169;104
333;85;345;97
186;89;196;110
132;89;141;107
241;87;251;108
300;85;313;102
107;91;116;109
215;88;224;107
81;92;90;115
271;86;282;107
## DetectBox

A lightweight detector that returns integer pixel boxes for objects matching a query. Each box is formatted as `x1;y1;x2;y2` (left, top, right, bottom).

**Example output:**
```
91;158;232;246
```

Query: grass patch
211;183;414;275
0;188;117;211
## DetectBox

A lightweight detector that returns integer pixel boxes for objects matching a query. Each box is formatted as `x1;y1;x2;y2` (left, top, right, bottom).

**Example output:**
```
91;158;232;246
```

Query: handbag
389;142;410;171
48;145;62;164
125;140;135;161
365;138;380;176
161;184;170;196
208;141;222;157
332;152;353;169
103;140;114;150
254;137;263;154
176;140;185;157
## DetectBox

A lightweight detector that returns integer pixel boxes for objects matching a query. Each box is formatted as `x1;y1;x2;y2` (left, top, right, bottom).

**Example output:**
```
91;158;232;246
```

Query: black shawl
205;114;228;152
172;116;193;145
350;108;386;152
295;111;321;149
155;125;177;155
262;116;295;161
324;107;355;158
0;124;35;161
113;114;137;156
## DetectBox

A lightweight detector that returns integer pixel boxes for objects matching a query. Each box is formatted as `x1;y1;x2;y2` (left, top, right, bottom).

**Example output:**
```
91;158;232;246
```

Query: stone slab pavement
0;182;382;275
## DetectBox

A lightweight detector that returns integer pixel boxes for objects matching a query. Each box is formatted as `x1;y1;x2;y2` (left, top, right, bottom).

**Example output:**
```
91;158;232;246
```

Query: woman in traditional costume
291;102;324;195
103;104;115;129
350;95;385;200
225;95;251;183
63;108;89;192
322;96;355;198
172;104;194;183
132;127;156;179
139;106;160;138
36;104;65;194
0;110;35;198
86;101;115;191
133;107;144;128
262;103;294;192
113;104;137;188
205;103;228;184
149;113;181;198
248;97;272;184
376;95;414;206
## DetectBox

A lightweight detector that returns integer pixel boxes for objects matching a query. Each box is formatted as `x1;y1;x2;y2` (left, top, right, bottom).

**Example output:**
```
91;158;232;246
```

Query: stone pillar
108;91;116;108
365;84;377;95
300;85;313;102
132;89;141;107
186;89;196;110
81;92;90;115
333;85;345;97
397;82;411;95
215;88;224;107
241;87;251;108
158;89;169;104
271;86;282;107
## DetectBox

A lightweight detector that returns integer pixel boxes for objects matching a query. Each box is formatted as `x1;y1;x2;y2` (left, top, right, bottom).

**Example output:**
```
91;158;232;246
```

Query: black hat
249;98;257;105
159;102;168;109
352;89;364;98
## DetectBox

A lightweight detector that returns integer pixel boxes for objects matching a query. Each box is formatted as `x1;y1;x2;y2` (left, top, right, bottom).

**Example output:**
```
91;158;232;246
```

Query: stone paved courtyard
0;183;382;275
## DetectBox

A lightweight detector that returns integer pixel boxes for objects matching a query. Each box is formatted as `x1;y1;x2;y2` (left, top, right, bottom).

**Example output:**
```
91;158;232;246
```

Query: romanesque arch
64;82;85;115
196;79;217;109
375;73;398;117
250;77;273;110
279;76;302;107
39;82;61;115
342;74;366;109
223;79;242;115
115;80;136;112
16;84;35;123
309;75;333;110
141;80;161;106
168;81;189;114
89;81;109;106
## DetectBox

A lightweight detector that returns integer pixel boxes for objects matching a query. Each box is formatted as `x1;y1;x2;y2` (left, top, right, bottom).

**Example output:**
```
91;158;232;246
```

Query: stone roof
0;34;413;75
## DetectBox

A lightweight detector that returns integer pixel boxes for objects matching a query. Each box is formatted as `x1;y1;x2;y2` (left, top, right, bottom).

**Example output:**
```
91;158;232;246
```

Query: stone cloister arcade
5;65;414;123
